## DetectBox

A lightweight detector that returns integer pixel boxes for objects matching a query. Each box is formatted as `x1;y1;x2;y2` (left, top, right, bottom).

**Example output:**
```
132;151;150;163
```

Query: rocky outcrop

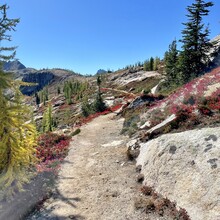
20;71;55;95
110;70;161;87
140;114;177;142
209;35;220;69
151;79;165;95
127;94;164;109
136;127;220;220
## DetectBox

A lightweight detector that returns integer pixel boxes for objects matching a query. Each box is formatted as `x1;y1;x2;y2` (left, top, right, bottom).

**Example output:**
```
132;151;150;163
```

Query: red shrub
36;132;71;172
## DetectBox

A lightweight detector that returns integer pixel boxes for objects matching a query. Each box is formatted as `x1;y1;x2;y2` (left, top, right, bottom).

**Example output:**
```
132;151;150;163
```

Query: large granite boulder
136;127;220;220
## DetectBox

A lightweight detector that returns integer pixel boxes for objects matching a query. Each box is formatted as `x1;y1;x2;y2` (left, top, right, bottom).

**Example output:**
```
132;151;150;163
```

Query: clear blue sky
4;0;220;75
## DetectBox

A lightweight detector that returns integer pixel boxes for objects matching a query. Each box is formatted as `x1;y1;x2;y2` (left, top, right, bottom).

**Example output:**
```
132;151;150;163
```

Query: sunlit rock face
136;127;220;220
20;71;55;95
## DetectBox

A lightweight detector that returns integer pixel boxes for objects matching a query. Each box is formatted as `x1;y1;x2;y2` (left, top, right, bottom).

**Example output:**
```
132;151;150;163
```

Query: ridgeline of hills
3;60;83;95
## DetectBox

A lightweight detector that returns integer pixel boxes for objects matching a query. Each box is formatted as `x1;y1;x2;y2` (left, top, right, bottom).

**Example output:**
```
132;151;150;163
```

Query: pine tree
35;93;40;107
93;93;106;112
143;59;151;71
0;4;37;196
39;88;48;106
94;75;106;112
179;0;214;83
81;76;106;117
63;81;73;104
165;40;180;84
143;60;148;71
57;86;61;95
153;56;160;71
42;103;53;132
97;75;101;92
81;97;92;117
149;57;154;71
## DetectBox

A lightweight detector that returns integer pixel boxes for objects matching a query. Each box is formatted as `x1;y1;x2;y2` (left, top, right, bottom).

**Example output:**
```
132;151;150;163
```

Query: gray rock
20;71;55;95
53;100;65;107
151;79;165;95
140;114;176;142
126;139;140;160
136;127;220;220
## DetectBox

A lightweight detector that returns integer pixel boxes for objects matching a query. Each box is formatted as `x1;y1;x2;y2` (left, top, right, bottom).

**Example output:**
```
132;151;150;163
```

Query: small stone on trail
136;174;144;183
111;191;119;197
136;165;142;173
91;152;99;156
121;162;125;166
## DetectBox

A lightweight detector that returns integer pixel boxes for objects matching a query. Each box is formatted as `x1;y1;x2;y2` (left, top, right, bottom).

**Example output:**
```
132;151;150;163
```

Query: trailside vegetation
42;103;54;132
81;75;107;117
0;4;37;197
164;0;214;90
179;0;214;83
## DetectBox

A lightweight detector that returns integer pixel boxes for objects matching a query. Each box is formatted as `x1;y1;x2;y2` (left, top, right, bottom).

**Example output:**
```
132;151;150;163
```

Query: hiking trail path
28;113;154;220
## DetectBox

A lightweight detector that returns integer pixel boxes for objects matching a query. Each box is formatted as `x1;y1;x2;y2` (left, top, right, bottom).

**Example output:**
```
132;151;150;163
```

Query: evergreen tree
179;0;214;83
42;103;53;132
94;75;106;112
165;40;180;84
57;86;61;95
81;97;92;117
153;56;160;71
63;81;73;104
143;59;150;71
143;58;154;71
93;93;106;112
143;60;148;71
39;87;49;105
35;93;40;107
81;76;106;117
149;57;154;71
97;75;101;93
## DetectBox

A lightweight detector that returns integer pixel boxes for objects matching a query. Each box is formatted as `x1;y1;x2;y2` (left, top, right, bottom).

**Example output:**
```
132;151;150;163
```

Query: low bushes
135;186;191;219
80;104;123;125
36;132;71;172
147;79;220;133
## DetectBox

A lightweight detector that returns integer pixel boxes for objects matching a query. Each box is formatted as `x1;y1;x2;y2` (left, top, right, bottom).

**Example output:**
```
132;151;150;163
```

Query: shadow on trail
0;170;85;220
58;176;75;180
44;214;85;220
0;171;55;220
53;187;81;208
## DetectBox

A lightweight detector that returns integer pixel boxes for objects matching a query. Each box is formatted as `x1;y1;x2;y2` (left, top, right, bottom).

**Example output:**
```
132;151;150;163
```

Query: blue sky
4;0;220;75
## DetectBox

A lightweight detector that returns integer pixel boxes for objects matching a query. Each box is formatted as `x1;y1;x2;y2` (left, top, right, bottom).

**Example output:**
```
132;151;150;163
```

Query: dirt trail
28;113;147;220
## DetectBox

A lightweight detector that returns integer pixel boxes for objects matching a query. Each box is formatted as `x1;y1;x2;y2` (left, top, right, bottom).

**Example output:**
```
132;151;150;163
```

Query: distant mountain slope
96;69;107;74
20;71;55;95
3;60;26;71
19;69;82;96
1;59;85;96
